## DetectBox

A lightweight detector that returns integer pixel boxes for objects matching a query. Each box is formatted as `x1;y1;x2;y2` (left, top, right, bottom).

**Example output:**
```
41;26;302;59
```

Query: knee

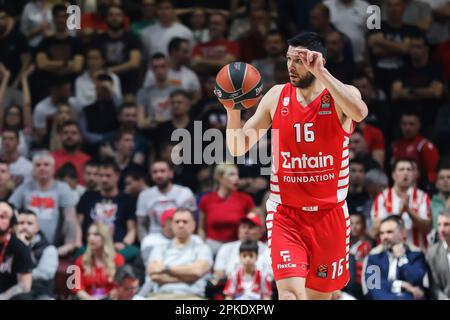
278;289;306;300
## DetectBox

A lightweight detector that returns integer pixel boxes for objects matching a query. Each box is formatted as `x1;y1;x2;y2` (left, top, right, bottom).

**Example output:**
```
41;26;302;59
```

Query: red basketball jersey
269;83;354;210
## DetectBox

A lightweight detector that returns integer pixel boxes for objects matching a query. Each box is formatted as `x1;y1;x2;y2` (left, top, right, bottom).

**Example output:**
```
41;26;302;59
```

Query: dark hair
400;109;421;122
168;37;189;55
86;46;105;59
2;127;19;140
437;160;450;173
96;73;113;83
114;265;139;284
84;159;99;169
169;89;191;100
352;127;364;136
349;159;365;169
56;162;78;181
52;3;67;16
380;215;405;230
392;158;414;172
18;209;37;217
239;240;259;255
124;168;148;181
119;102;137;114
50;76;72;91
287;32;327;59
157;0;174;8
151;52;166;61
349;211;366;229
99;160;121;174
107;4;124;15
2;105;24;131
0;160;8;167
114;128;134;143
61;120;80;132
266;29;284;40
313;3;330;19
151;159;174;171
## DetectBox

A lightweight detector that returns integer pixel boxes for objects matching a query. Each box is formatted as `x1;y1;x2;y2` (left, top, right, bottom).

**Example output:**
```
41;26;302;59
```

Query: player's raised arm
222;84;282;157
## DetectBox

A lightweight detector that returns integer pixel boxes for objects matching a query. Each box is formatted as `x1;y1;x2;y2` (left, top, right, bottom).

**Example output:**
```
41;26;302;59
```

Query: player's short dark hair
392;158;414;172
18;209;37;217
239;240;259;255
99;160;121;174
380;215;405;230
119;102;137;114
169;89;191;100
52;3;67;16
287;32;327;59
56;162;78;181
168;37;189;55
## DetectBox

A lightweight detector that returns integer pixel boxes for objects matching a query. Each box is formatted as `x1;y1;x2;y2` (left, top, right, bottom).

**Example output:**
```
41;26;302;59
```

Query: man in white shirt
140;0;193;58
136;160;196;241
0;129;32;186
324;0;370;62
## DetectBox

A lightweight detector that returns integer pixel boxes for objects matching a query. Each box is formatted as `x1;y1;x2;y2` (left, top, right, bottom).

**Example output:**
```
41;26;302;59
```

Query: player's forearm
226;109;249;156
316;68;367;122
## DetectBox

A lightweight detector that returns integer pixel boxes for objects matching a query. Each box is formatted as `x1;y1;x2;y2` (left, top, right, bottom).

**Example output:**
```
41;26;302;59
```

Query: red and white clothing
223;267;272;300
371;187;432;250
361;123;385;154
349;239;372;284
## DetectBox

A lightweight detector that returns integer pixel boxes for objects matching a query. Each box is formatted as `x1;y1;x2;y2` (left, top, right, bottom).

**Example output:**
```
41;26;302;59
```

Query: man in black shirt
77;161;138;262
95;4;142;96
325;30;355;84
347;160;370;215
0;201;33;300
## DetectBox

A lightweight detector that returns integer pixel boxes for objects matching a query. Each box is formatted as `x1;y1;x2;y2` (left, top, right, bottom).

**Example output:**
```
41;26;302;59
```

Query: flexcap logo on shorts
317;264;328;278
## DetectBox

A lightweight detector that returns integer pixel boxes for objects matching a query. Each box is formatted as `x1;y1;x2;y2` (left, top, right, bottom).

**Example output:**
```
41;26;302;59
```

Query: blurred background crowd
0;0;449;300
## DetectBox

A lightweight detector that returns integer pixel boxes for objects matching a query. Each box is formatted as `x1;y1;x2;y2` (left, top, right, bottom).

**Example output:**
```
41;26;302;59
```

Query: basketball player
217;32;368;300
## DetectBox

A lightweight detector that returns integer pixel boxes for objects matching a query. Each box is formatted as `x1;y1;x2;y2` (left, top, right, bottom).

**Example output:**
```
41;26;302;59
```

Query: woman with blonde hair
199;163;255;255
73;222;125;300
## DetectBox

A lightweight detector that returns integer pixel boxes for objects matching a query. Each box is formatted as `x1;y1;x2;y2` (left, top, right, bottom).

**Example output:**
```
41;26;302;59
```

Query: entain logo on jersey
281;152;334;169
277;250;297;269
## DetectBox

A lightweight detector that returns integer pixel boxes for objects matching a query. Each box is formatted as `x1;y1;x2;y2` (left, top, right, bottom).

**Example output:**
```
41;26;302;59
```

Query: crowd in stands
0;0;450;300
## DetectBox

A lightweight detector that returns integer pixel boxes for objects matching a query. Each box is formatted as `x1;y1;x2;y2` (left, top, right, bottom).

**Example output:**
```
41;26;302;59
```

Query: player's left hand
295;48;326;76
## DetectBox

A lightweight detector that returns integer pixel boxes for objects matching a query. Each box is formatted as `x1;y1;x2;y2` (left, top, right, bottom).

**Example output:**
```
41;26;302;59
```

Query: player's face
436;169;450;193
17;214;39;241
220;167;239;191
400;115;420;139
392;162;414;188
240;251;257;269
379;221;403;249
350;214;365;238
286;46;315;88
437;215;450;243
350;163;365;186
151;162;173;188
157;2;176;24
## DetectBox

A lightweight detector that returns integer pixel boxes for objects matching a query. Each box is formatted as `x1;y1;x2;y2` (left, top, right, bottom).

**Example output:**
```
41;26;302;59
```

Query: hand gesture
295;48;326;76
392;243;406;258
0;63;11;79
22;64;35;79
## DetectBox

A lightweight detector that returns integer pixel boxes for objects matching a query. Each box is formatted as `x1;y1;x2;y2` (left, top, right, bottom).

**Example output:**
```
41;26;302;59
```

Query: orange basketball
215;62;263;110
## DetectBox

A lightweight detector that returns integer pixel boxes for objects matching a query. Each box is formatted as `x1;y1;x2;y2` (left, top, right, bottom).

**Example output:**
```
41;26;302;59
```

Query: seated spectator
83;160;100;193
349;129;380;172
74;47;122;109
124;169;149;200
0;201;33;300
199;164;255;255
371;158;432;251
80;0;131;36
77;161;138;262
55;163;86;203
16;208;58;299
251;30;285;88
9;151;79;257
106;264;140;300
94;4;142;96
136;160;197;242
363;169;389;229
431;164;450;230
347;160;370;215
47;104;76;151
192;12;240;75
427;210;450;300
362;216;428;300
131;0;157;35
324;30;355;84
73;222;125;300
52;121;91;186
143;37;201;103
137;53;178;127
223;240;272;300
344;211;372;300
140;0;193;57
0;129;32;186
392;111;440;186
214;212;272;281
391;34;444;131
20;0;53;49
147;208;212;300
188;7;209;45
0;161;13;201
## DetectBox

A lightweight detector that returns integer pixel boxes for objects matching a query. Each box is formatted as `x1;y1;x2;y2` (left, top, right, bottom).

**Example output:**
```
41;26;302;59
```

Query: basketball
215;62;263;110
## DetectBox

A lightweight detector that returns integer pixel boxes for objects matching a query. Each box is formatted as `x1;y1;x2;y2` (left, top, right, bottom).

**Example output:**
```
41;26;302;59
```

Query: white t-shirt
324;0;370;62
140;22;194;57
20;2;53;48
143;66;200;93
9;156;33;185
141;233;203;263
32;96;80;130
74;71;122;108
136;184;197;234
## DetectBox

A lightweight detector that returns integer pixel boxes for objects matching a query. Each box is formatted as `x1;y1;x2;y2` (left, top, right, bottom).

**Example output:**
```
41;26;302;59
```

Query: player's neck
296;81;325;105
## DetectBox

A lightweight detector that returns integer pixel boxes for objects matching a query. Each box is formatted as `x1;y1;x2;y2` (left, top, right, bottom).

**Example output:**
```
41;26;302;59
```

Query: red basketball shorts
266;199;351;293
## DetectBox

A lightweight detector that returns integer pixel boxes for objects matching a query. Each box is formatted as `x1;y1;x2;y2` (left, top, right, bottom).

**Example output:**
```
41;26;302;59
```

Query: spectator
20;0;53;48
80;0;131;36
199;164;255;255
426;0;450;45
52;121;91;186
136;160;197;242
0;201;33;300
251;30;285;88
196;74;227;129
362;216;428;300
391;34;444;131
55;162;85;204
77;161;138;262
344;211;372;300
349;129;380;172
0;7;31;88
74;47;122;109
9;151;79;257
363;169;389;229
47;104;76;152
140;0;193;57
143;37;201;104
16;208;58;299
0;161;13;201
192;13;240;75
106;264;140;300
0;129;32;186
347;160;370;215
73;222;125;300
367;0;420;95
427;210;450;300
214;212;272;281
147;208;212;300
35;4;83;99
392;111;440;185
223;240;272;300
124;169;149;199
324;30;355;84
189;7;209;45
83;160;100;193
431;164;450;230
137;53;178;127
323;0;370;63
79;73;119;152
371;158;432;251
356;122;385;170
381;0;433;30
434;27;450;82
131;0;157;35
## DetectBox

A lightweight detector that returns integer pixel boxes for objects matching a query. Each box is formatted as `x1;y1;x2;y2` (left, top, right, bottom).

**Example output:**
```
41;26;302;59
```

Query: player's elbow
352;103;368;123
